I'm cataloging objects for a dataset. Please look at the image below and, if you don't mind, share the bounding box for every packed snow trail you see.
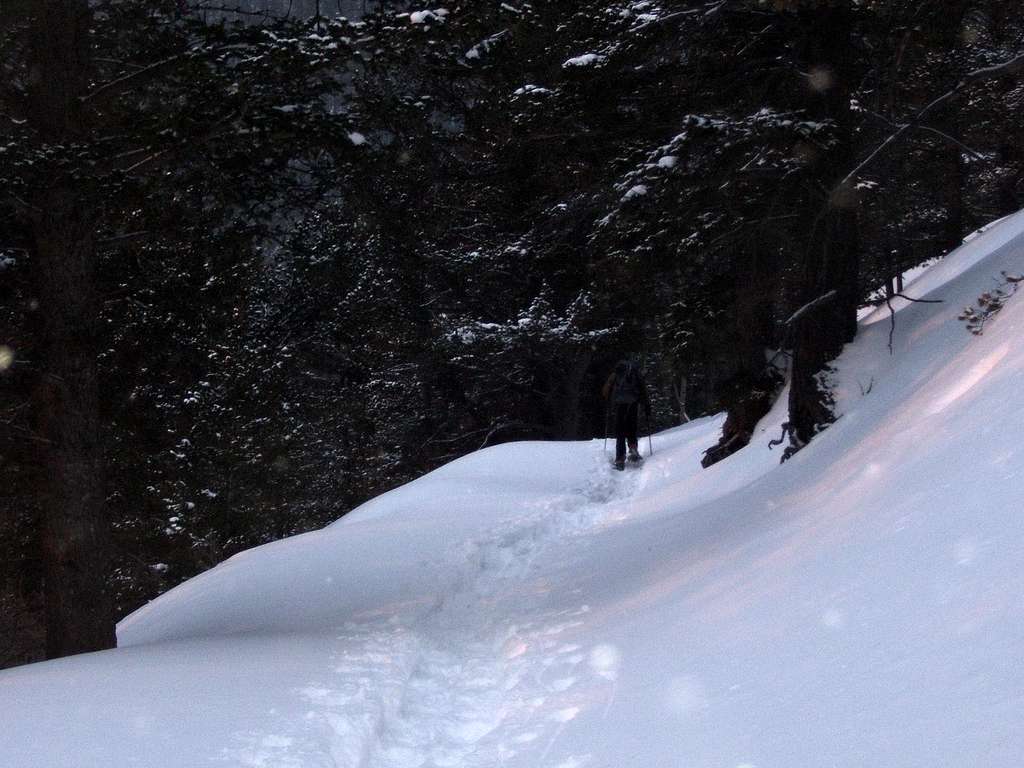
[292,444,655,768]
[319,449,644,768]
[4,210,1024,767]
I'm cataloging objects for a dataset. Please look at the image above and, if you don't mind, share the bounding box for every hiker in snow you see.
[603,360,651,471]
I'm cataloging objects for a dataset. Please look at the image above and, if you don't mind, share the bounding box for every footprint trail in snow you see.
[321,445,641,768]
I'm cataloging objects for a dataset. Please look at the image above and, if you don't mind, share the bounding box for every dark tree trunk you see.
[27,0,116,657]
[787,204,859,447]
[786,4,861,451]
[547,352,591,440]
[32,200,114,658]
[942,140,968,252]
[702,245,780,467]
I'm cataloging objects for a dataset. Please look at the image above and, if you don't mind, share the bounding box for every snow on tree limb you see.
[784,289,837,326]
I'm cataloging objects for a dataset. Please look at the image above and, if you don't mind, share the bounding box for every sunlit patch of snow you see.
[928,343,1009,415]
[551,707,580,723]
[588,644,621,681]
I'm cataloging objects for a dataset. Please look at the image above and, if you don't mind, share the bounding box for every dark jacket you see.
[602,361,651,411]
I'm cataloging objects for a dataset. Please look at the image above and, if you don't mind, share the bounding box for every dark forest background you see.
[2,0,1022,667]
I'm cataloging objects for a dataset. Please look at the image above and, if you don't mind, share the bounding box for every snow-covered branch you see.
[632,1,725,31]
[784,289,837,326]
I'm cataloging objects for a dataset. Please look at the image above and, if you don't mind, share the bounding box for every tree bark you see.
[27,0,116,657]
[703,244,780,467]
[787,3,861,449]
[942,140,968,252]
[548,351,591,440]
[32,199,115,658]
[788,203,859,446]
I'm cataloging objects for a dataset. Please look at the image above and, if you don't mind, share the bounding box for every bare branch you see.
[911,124,985,160]
[784,289,837,326]
[632,2,725,30]
[97,231,150,247]
[865,292,943,307]
[840,52,1024,189]
[962,53,1024,84]
[893,292,943,304]
[192,3,286,18]
[81,54,186,106]
[110,145,152,162]
[883,293,943,354]
[124,148,171,175]
[864,107,985,159]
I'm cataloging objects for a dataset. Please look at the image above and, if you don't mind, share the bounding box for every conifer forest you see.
[2,0,1023,666]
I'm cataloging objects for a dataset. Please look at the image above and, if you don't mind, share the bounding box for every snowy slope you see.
[3,211,1024,767]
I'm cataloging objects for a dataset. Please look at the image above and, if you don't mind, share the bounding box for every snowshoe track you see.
[342,445,640,767]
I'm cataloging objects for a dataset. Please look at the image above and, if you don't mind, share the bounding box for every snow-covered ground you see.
[4,211,1024,767]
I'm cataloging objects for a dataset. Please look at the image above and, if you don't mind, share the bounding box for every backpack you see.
[611,362,641,404]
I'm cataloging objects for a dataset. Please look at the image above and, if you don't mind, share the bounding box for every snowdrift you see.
[3,211,1024,767]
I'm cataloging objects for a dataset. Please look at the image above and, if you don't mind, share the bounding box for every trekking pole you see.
[603,401,610,453]
[646,409,654,457]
